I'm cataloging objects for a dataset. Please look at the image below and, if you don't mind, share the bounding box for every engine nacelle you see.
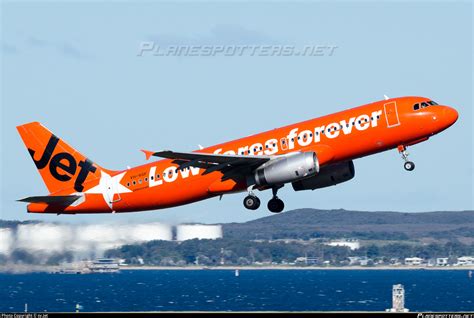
[254,152,319,186]
[292,160,355,191]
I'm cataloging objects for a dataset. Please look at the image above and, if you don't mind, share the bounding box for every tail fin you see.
[17,122,110,194]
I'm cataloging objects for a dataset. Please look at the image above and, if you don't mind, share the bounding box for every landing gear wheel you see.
[404,161,415,171]
[268,197,285,213]
[243,195,260,210]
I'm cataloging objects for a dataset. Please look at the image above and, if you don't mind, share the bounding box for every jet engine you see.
[254,152,319,186]
[292,160,355,191]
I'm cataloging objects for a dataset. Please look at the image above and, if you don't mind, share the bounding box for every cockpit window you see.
[413,100,437,111]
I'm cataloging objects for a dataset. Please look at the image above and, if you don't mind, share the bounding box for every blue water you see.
[0,270,473,312]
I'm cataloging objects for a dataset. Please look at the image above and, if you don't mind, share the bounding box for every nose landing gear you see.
[398,145,415,171]
[404,161,415,171]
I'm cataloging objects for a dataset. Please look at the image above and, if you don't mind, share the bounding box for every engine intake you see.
[292,160,355,191]
[255,152,319,186]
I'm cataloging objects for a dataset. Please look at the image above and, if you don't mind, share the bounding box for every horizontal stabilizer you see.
[17,195,82,205]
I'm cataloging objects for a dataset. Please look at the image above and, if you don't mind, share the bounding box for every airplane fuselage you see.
[20,96,458,214]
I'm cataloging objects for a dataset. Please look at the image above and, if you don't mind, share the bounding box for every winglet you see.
[141,149,155,160]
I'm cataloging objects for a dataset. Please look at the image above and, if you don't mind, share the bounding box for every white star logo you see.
[85,170,131,211]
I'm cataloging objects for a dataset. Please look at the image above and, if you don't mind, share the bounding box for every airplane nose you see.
[443,106,459,126]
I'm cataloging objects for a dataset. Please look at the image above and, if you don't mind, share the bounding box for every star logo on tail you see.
[86,171,131,210]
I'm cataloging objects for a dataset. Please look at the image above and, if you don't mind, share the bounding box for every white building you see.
[404,257,423,266]
[455,256,474,266]
[348,256,369,266]
[436,258,449,266]
[176,224,223,241]
[324,240,360,250]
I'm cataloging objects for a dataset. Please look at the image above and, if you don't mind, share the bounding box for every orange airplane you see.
[17,96,458,214]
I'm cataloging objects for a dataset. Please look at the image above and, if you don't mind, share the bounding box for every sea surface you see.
[1,269,473,312]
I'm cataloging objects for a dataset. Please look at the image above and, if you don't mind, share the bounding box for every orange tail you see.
[17,122,112,194]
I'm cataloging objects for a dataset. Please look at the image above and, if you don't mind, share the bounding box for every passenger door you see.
[384,101,400,128]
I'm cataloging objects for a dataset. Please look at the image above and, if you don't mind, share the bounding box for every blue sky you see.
[1,1,472,224]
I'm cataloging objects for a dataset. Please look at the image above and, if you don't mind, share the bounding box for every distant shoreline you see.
[1,265,474,274]
[123,265,474,271]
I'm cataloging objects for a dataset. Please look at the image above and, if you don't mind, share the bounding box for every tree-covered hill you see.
[222,209,474,241]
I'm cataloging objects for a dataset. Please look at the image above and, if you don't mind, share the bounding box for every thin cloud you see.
[26,35,89,60]
[60,43,87,59]
[2,43,19,55]
[27,36,50,48]
[149,24,282,46]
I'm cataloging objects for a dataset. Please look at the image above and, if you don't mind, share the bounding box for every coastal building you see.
[436,258,449,266]
[404,257,423,266]
[347,256,369,266]
[455,256,474,266]
[295,256,320,265]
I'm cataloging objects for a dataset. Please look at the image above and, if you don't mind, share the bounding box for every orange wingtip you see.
[141,149,155,160]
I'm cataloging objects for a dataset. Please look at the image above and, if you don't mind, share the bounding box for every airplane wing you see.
[143,145,335,181]
[144,150,272,180]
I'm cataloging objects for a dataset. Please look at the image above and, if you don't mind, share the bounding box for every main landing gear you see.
[243,185,285,213]
[267,186,284,213]
[243,194,260,210]
[398,145,415,171]
[243,185,261,210]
